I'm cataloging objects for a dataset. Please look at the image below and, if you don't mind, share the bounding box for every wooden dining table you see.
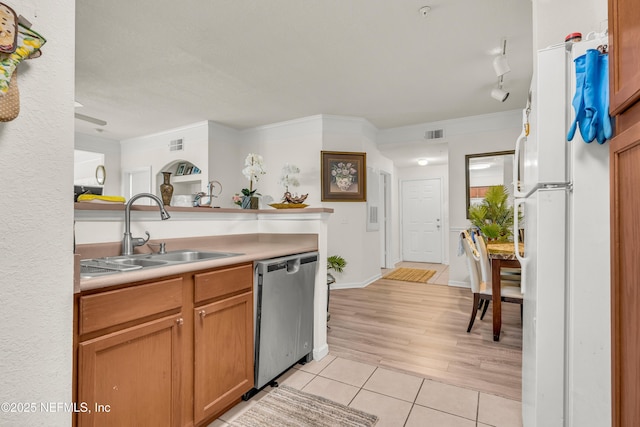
[487,242,523,342]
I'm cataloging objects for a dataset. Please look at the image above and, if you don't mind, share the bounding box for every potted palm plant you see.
[468,185,516,242]
[327,255,347,284]
[326,255,347,324]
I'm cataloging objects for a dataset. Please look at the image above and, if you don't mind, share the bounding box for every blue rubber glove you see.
[568,53,587,141]
[582,49,600,143]
[595,52,613,144]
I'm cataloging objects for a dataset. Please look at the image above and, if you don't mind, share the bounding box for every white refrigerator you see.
[514,39,611,427]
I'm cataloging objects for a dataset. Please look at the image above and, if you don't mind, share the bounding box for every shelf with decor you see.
[173,162,202,179]
[157,161,205,206]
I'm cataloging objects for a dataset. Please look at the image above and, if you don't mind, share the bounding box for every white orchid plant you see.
[278,163,300,192]
[240,153,266,198]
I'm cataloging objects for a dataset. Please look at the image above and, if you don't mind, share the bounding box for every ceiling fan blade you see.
[74,113,107,126]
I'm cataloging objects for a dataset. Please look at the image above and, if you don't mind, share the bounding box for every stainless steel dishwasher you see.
[251,251,318,393]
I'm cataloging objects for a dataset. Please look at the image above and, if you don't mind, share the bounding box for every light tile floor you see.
[210,354,522,427]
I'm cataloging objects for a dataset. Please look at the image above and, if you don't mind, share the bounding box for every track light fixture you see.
[490,38,510,102]
[491,76,509,102]
[492,38,511,77]
[491,86,509,102]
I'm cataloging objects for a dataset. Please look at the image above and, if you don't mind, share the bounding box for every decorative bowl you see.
[269,203,308,209]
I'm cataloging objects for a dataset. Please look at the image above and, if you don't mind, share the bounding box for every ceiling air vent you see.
[169,138,184,152]
[424,128,445,140]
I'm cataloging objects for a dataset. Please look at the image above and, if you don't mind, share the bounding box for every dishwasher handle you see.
[287,258,300,274]
[262,252,318,274]
[266,258,300,274]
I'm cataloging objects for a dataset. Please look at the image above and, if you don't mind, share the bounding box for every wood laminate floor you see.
[327,262,523,401]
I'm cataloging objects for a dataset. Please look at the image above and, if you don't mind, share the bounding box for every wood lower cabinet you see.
[193,264,254,424]
[78,314,183,427]
[194,291,253,423]
[75,262,254,427]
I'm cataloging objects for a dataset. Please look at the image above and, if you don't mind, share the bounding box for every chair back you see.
[474,232,493,284]
[460,231,482,293]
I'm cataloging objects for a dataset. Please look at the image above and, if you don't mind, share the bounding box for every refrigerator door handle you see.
[514,197,527,294]
[519,182,572,199]
[513,110,528,198]
[514,133,527,198]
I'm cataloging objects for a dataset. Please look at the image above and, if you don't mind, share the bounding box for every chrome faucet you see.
[122,193,171,256]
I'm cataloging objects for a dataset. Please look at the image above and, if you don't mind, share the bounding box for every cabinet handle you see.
[176,318,184,326]
[199,310,206,319]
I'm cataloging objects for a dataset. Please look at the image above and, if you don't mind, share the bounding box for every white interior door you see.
[122,167,152,204]
[401,179,442,263]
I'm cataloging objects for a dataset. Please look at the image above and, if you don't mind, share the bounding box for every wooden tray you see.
[269,203,308,209]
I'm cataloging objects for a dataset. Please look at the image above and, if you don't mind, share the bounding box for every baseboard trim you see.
[448,280,470,288]
[330,273,381,290]
[313,343,329,361]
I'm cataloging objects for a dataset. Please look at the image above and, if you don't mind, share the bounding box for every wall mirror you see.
[74,149,105,186]
[465,150,515,219]
[95,165,106,185]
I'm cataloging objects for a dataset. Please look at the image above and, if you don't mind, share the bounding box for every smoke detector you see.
[419,6,431,17]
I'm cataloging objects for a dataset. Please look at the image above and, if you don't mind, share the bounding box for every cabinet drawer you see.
[80,277,183,335]
[194,263,253,304]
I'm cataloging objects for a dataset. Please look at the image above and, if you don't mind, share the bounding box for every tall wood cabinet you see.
[74,263,254,427]
[608,0,640,425]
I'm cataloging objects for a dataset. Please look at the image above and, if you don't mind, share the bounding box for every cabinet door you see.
[78,314,183,427]
[194,291,253,423]
[609,0,640,115]
[610,120,640,427]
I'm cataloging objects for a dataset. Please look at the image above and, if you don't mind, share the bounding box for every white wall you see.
[0,1,74,425]
[120,121,211,199]
[241,115,393,289]
[321,116,392,288]
[208,121,243,207]
[241,115,323,208]
[533,0,608,51]
[75,132,122,195]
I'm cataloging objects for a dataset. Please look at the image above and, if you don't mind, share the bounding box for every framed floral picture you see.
[321,151,367,202]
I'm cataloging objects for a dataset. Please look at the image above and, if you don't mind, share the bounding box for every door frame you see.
[122,166,152,204]
[380,171,393,269]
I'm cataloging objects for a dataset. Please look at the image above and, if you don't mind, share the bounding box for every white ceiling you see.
[75,0,533,165]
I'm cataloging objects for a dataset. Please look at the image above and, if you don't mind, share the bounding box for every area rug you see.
[382,267,436,283]
[229,385,378,427]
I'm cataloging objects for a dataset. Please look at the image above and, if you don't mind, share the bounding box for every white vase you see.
[335,175,353,191]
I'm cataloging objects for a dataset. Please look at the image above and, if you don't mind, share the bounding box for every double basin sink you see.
[80,250,243,278]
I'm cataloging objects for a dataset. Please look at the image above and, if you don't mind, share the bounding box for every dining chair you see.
[472,230,522,319]
[473,230,522,283]
[460,231,523,333]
